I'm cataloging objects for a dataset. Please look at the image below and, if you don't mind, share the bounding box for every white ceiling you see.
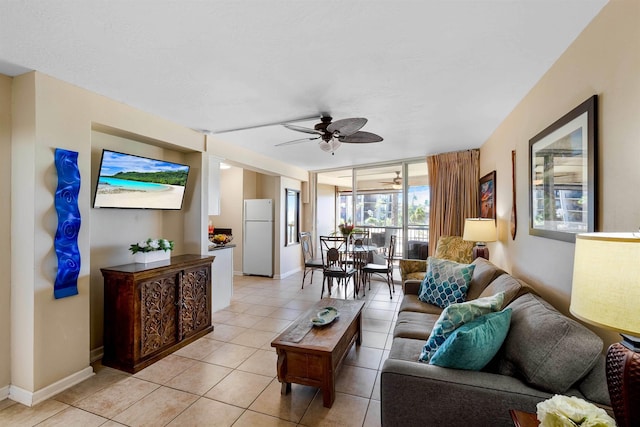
[0,1,606,172]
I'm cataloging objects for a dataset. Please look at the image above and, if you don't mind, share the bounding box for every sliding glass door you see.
[329,160,428,259]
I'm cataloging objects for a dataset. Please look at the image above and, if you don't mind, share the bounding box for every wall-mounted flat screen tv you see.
[93,149,190,210]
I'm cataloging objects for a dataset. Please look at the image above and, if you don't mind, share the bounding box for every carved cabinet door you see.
[179,265,211,340]
[140,273,179,358]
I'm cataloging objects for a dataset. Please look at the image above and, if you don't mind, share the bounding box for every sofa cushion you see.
[429,308,512,371]
[576,355,611,406]
[466,257,506,300]
[418,257,475,308]
[399,294,445,315]
[394,311,441,340]
[498,293,603,394]
[418,291,505,362]
[388,337,425,362]
[477,274,531,308]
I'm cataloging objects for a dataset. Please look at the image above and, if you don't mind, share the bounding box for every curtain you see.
[427,149,479,256]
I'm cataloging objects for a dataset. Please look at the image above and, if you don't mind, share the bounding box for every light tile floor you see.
[0,271,402,427]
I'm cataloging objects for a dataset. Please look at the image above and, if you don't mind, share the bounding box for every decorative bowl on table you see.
[212,234,233,246]
[311,307,340,326]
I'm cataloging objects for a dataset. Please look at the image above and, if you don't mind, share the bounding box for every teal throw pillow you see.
[419,291,505,362]
[430,308,513,371]
[418,257,476,309]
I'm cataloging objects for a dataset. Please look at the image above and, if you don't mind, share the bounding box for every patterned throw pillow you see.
[430,309,512,371]
[418,291,505,362]
[418,257,475,308]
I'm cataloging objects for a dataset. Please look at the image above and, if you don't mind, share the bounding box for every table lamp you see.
[570,233,640,427]
[462,218,497,260]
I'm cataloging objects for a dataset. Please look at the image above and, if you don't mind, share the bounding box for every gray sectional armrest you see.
[380,359,553,427]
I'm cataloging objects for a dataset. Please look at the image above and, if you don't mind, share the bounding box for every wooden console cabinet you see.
[101,254,215,373]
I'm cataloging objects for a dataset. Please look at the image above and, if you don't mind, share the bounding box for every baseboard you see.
[9,366,94,407]
[0,385,8,401]
[274,267,301,280]
[90,346,104,363]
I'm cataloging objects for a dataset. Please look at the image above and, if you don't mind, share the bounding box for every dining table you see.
[346,242,379,297]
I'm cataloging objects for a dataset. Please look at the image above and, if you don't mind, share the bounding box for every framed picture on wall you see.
[479,171,496,219]
[529,95,597,243]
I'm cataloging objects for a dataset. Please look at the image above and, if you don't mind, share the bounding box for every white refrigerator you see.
[243,199,273,277]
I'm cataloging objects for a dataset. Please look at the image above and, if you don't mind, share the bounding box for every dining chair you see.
[362,234,397,299]
[349,228,370,243]
[319,235,357,299]
[299,231,323,289]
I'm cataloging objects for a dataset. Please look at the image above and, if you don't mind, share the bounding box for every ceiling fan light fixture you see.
[319,139,341,155]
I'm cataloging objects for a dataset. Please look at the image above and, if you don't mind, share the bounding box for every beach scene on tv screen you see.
[94,151,189,209]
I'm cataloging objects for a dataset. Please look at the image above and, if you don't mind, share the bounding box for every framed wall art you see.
[529,95,597,242]
[479,171,496,219]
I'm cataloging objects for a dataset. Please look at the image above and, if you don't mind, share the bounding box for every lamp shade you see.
[463,218,497,243]
[570,233,640,336]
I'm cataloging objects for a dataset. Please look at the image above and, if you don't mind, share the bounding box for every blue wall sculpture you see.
[54,148,81,299]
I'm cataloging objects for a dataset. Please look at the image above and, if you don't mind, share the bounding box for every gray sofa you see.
[381,257,611,427]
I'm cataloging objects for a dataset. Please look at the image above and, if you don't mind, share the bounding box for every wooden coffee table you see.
[271,298,365,408]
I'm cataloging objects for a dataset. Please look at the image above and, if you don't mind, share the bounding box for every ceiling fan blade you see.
[275,136,320,147]
[283,123,323,135]
[327,118,367,136]
[338,131,383,143]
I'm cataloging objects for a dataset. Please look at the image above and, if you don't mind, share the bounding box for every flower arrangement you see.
[338,223,354,236]
[536,395,616,427]
[212,233,233,245]
[129,238,174,254]
[338,223,367,238]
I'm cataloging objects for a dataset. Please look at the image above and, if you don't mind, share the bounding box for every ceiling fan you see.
[381,171,402,187]
[275,116,383,154]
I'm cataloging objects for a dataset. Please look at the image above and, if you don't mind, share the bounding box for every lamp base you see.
[606,335,640,427]
[473,245,489,260]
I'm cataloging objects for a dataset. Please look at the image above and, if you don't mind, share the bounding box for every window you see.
[324,160,429,258]
[338,193,353,225]
[285,189,300,246]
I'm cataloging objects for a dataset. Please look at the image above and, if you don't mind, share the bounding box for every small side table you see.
[509,410,539,427]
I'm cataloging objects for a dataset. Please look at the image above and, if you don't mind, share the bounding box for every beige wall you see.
[210,166,245,274]
[11,72,38,394]
[0,75,12,392]
[9,71,205,402]
[481,0,639,346]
